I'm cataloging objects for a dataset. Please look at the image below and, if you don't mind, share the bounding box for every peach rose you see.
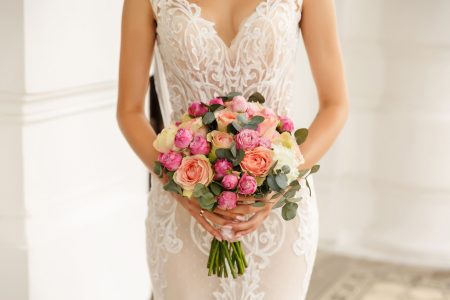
[207,130,234,148]
[256,114,279,139]
[178,117,208,137]
[240,146,274,177]
[173,155,214,198]
[215,108,237,132]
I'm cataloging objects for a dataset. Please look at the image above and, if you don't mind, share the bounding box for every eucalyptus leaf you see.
[163,179,182,195]
[215,148,227,159]
[243,124,258,131]
[202,111,216,125]
[267,175,281,192]
[297,169,309,178]
[281,165,291,174]
[310,164,320,174]
[287,197,301,203]
[289,180,300,188]
[227,123,239,134]
[281,202,298,221]
[227,92,242,99]
[237,114,249,124]
[230,143,237,158]
[248,92,265,103]
[248,116,265,125]
[233,149,245,166]
[284,188,298,198]
[275,173,288,189]
[253,193,265,199]
[210,182,223,196]
[294,128,308,145]
[153,161,162,176]
[209,104,223,112]
[272,197,286,209]
[231,121,243,132]
[252,201,265,207]
[271,192,283,200]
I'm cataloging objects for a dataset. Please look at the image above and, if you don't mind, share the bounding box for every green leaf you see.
[281,202,298,221]
[226,92,242,99]
[275,174,288,189]
[284,188,298,199]
[243,124,258,131]
[237,114,249,124]
[281,165,291,174]
[202,111,216,125]
[231,121,243,132]
[272,197,286,209]
[297,169,309,178]
[248,92,265,103]
[267,175,281,192]
[153,161,163,176]
[286,197,301,203]
[224,149,234,161]
[227,123,239,135]
[310,164,320,174]
[271,192,283,200]
[248,116,265,125]
[294,128,308,145]
[289,180,300,188]
[253,193,265,199]
[230,142,237,158]
[252,201,265,207]
[215,148,227,159]
[233,149,245,166]
[210,182,223,196]
[209,104,223,112]
[163,179,182,195]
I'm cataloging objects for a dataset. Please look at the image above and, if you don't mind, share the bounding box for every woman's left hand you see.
[214,192,281,239]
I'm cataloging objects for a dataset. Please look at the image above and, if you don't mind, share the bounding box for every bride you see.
[116,0,348,299]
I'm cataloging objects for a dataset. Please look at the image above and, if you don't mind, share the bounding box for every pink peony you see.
[174,128,193,149]
[259,136,272,148]
[158,151,183,172]
[237,173,257,195]
[231,95,248,113]
[217,191,238,210]
[278,116,294,132]
[235,129,260,151]
[188,101,209,117]
[214,158,233,180]
[222,174,239,190]
[209,97,224,105]
[189,135,210,155]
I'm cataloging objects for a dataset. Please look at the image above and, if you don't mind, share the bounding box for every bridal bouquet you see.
[152,92,319,278]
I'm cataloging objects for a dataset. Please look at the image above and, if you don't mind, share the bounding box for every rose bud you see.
[222,174,239,190]
[158,151,183,172]
[217,191,238,210]
[174,128,193,149]
[188,101,209,117]
[189,135,210,155]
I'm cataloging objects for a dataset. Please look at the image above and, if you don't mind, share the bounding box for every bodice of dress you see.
[149,0,303,122]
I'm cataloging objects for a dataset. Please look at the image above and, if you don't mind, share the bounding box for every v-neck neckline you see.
[183,0,267,50]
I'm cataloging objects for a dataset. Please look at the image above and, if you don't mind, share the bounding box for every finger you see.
[195,215,223,241]
[224,203,267,215]
[213,208,246,220]
[203,210,236,226]
[227,212,261,232]
[235,226,258,238]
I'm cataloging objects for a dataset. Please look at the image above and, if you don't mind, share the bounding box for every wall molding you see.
[0,81,118,124]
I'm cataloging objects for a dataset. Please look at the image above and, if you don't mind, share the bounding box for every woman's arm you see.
[299,0,349,169]
[215,0,349,237]
[116,0,158,174]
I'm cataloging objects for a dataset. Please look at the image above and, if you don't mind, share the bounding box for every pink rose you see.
[189,135,210,155]
[214,158,233,180]
[173,155,214,198]
[278,116,294,132]
[246,102,264,117]
[188,101,209,117]
[174,128,193,149]
[238,173,257,195]
[209,97,224,105]
[214,108,237,132]
[259,136,272,148]
[235,129,260,151]
[231,95,248,113]
[222,174,239,190]
[240,147,274,177]
[158,151,183,172]
[217,191,238,210]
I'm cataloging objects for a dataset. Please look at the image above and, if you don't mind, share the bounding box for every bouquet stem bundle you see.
[207,238,247,278]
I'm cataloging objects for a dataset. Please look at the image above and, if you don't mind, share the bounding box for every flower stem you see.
[222,241,237,279]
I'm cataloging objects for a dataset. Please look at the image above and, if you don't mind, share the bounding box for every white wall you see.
[0,1,151,299]
[293,0,450,268]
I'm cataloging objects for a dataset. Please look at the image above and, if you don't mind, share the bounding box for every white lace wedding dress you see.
[145,0,319,299]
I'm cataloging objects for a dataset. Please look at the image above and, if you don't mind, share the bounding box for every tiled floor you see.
[307,252,450,300]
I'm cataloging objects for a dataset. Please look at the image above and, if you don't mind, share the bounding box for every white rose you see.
[272,144,302,183]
